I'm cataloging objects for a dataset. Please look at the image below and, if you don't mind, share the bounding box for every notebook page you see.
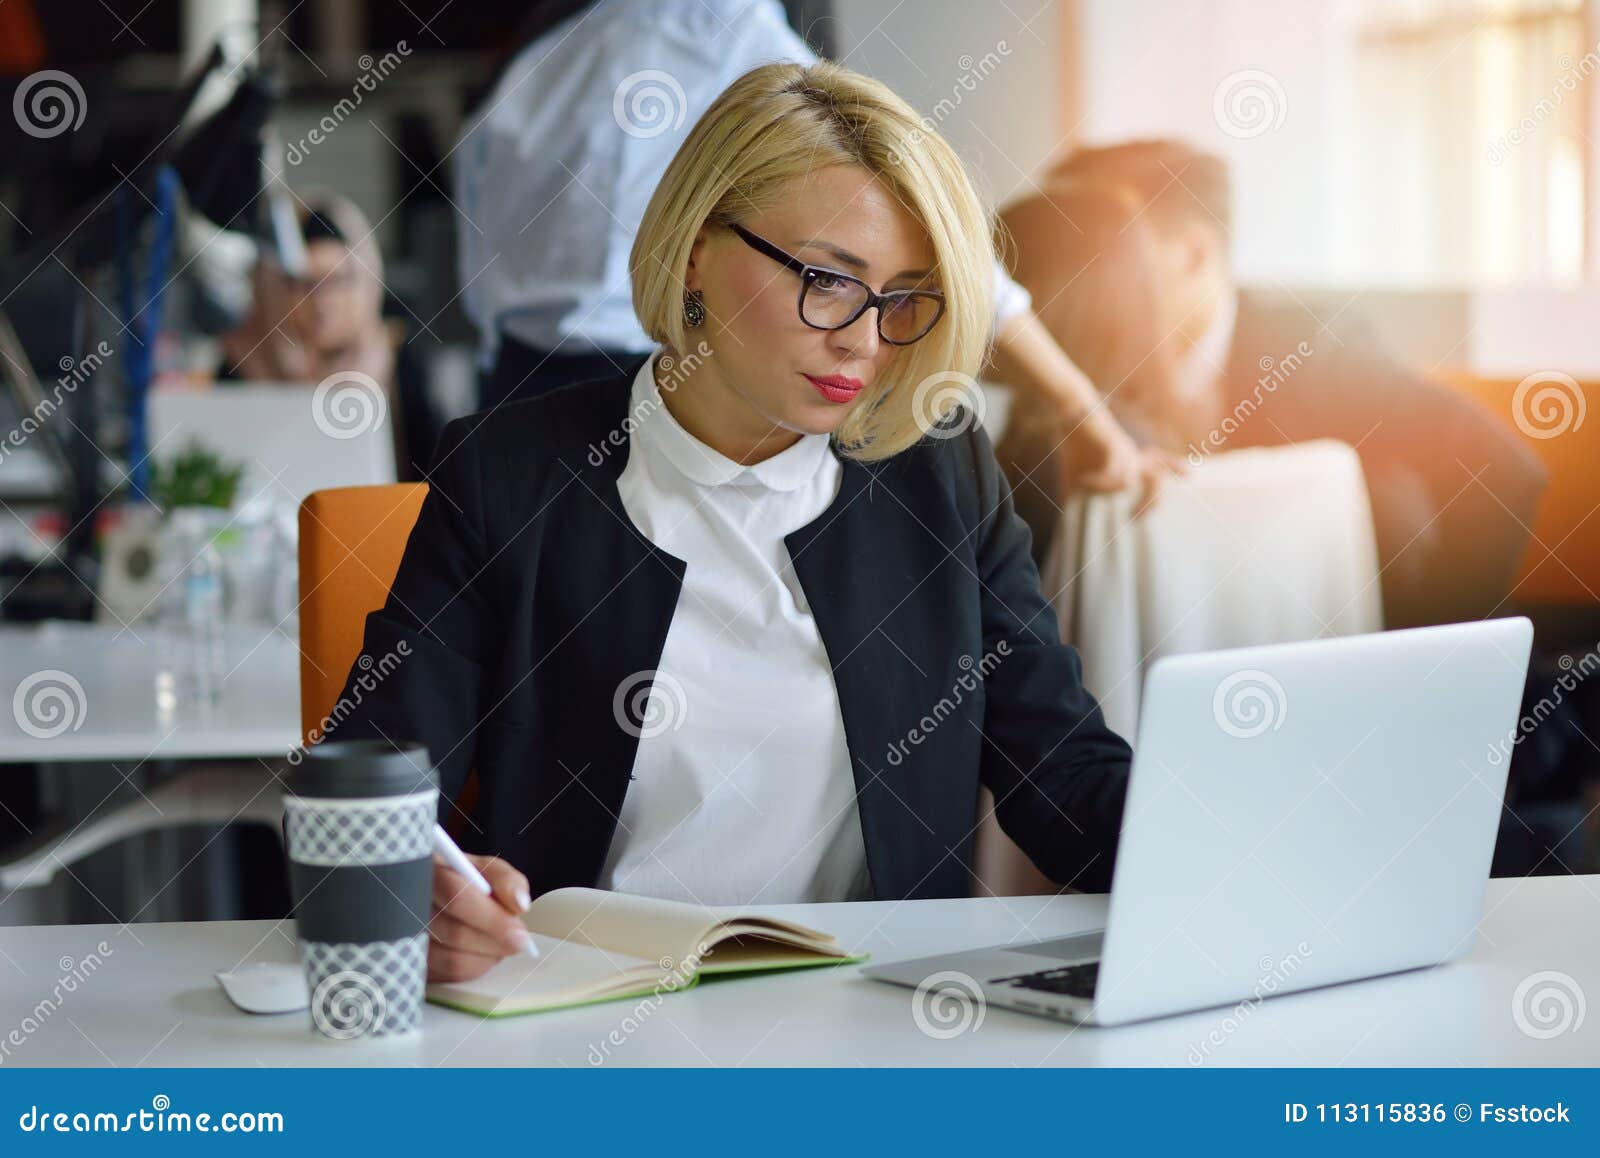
[525,888,722,966]
[426,932,655,1011]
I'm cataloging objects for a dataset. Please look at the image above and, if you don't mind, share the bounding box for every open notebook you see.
[425,887,869,1018]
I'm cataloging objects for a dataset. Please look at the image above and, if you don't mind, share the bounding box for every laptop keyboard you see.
[991,961,1100,999]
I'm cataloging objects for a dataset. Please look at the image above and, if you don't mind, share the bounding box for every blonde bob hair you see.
[629,60,998,461]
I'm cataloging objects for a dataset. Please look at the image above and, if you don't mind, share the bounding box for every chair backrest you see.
[297,484,428,744]
[1435,370,1598,605]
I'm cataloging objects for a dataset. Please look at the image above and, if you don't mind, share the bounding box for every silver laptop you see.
[864,618,1533,1027]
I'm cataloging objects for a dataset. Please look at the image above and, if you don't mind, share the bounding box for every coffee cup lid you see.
[288,739,438,799]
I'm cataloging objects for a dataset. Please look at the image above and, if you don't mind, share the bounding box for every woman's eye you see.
[811,273,848,293]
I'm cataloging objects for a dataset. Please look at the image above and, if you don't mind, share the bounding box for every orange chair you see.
[1436,370,1600,607]
[297,484,479,839]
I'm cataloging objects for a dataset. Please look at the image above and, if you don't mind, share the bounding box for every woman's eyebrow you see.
[796,238,932,280]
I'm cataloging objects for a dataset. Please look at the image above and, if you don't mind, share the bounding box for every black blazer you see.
[321,367,1133,900]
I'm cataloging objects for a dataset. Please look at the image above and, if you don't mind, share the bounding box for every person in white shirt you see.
[453,0,1175,506]
[327,58,1136,983]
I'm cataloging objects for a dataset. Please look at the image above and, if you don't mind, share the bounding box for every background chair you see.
[1437,371,1600,613]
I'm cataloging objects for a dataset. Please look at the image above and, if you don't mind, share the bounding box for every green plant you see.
[149,438,246,511]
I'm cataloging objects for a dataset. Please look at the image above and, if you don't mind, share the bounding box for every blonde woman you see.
[324,61,1133,984]
[457,0,1171,504]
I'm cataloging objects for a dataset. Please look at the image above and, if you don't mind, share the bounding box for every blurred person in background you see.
[453,0,1176,507]
[217,192,394,390]
[216,191,418,476]
[997,140,1548,630]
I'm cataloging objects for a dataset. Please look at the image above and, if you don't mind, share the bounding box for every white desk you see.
[1,876,1596,1067]
[0,621,301,896]
[0,621,300,763]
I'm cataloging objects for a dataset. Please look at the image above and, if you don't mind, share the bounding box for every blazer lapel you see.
[534,379,688,883]
[786,454,935,900]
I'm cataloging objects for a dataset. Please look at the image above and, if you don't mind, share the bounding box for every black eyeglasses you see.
[727,222,945,346]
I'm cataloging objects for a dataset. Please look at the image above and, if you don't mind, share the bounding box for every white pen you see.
[432,823,540,959]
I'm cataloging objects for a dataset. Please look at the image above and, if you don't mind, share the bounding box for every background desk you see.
[0,621,299,763]
[0,876,1595,1066]
[0,621,300,922]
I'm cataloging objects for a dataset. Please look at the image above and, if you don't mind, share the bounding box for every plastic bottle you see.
[156,509,228,709]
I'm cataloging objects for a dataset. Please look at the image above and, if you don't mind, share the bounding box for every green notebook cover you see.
[426,949,871,1019]
[423,887,870,1019]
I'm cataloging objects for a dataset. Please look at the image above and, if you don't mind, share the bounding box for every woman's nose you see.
[830,307,881,360]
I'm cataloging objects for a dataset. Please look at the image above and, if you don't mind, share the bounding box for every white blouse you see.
[597,351,871,906]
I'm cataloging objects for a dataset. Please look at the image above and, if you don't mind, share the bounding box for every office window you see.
[1338,0,1591,284]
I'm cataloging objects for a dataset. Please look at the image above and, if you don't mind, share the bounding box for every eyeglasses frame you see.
[725,221,946,346]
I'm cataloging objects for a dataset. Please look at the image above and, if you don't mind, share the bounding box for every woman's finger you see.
[426,937,502,984]
[429,906,523,959]
[431,852,489,910]
[469,852,532,915]
[431,856,530,952]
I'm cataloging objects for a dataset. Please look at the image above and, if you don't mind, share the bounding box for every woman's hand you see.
[426,851,535,983]
[1061,410,1186,516]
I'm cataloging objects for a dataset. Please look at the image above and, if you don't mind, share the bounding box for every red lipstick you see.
[803,373,865,404]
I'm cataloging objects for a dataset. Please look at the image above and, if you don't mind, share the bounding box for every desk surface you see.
[0,621,299,763]
[1,875,1596,1066]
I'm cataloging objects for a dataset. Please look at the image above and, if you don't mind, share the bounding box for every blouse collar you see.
[628,349,836,492]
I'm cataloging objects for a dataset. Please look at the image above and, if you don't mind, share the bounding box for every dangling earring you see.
[683,290,706,328]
